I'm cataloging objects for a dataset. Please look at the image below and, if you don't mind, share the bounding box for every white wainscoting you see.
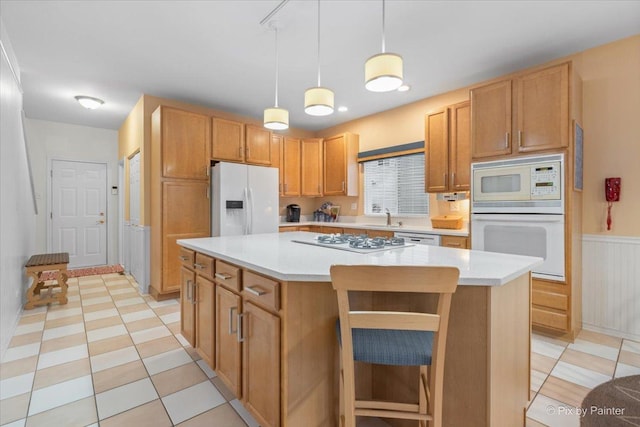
[126,224,150,294]
[582,234,640,341]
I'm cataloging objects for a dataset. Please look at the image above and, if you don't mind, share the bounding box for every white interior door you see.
[51,159,107,268]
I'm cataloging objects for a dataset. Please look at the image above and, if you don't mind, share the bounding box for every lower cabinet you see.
[195,276,215,368]
[180,266,196,346]
[215,285,242,397]
[532,278,570,333]
[441,235,469,249]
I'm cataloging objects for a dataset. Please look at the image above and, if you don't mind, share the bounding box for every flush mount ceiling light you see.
[397,84,411,92]
[264,24,289,130]
[304,0,334,116]
[74,95,104,109]
[365,0,403,92]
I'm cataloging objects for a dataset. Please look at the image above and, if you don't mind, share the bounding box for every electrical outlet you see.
[450,202,459,212]
[351,203,357,210]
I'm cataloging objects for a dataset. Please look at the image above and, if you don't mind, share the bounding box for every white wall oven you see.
[471,154,565,281]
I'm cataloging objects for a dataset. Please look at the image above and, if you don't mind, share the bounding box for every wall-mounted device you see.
[605,177,621,231]
[436,192,468,202]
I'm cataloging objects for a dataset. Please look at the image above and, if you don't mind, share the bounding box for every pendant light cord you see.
[317,0,321,87]
[381,0,386,53]
[274,27,279,108]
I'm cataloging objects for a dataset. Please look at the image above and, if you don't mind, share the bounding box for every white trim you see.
[581,323,640,343]
[582,234,640,245]
[118,158,125,266]
[0,39,23,93]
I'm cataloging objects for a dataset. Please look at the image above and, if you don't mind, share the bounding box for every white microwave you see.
[471,154,564,214]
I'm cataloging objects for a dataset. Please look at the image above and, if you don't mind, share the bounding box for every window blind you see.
[363,153,429,216]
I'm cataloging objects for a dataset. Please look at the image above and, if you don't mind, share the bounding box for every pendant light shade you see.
[304,87,334,116]
[365,0,403,92]
[264,24,289,130]
[264,107,289,130]
[304,0,334,116]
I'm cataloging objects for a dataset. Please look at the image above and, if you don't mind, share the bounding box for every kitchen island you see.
[178,232,541,427]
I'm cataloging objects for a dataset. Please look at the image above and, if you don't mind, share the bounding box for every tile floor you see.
[1,272,638,427]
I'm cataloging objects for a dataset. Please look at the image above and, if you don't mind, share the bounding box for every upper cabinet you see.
[323,132,359,196]
[471,62,569,159]
[281,137,301,197]
[157,106,210,180]
[300,138,323,197]
[211,117,245,163]
[270,134,283,195]
[425,101,470,193]
[245,124,272,166]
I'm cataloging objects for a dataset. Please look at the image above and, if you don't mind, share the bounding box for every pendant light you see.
[365,0,403,92]
[264,24,289,130]
[304,0,334,116]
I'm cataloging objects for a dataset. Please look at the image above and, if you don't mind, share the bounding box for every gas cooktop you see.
[292,234,413,254]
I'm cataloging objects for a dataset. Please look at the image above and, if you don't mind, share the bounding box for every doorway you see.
[49,159,108,268]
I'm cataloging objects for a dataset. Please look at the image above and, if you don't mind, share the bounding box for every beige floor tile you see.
[88,334,134,356]
[559,348,616,376]
[111,291,141,301]
[107,283,135,290]
[0,355,38,380]
[538,375,591,408]
[151,362,208,397]
[8,331,42,348]
[99,399,172,427]
[185,346,202,361]
[81,290,111,300]
[525,417,548,427]
[211,377,236,402]
[126,316,164,333]
[136,336,182,359]
[33,358,91,390]
[78,280,105,289]
[576,329,622,348]
[0,392,30,425]
[531,352,557,374]
[93,360,149,394]
[45,314,85,329]
[153,304,180,317]
[39,332,86,354]
[25,395,97,427]
[18,313,46,325]
[117,303,150,315]
[619,349,640,368]
[82,301,116,313]
[177,403,247,427]
[85,315,123,331]
[47,300,82,311]
[167,322,181,335]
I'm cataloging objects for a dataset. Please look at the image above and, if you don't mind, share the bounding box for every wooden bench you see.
[25,253,69,309]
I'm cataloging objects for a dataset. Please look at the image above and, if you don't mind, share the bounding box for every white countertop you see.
[278,221,470,237]
[178,232,541,286]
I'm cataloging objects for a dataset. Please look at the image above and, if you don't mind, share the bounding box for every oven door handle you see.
[472,214,564,223]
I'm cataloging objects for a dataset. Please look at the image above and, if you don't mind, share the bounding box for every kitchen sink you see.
[363,223,402,228]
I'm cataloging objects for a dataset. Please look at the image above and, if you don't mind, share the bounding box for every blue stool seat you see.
[337,320,434,366]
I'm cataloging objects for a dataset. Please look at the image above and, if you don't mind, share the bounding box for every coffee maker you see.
[286,204,301,222]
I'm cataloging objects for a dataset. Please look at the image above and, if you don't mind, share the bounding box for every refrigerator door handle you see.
[248,187,254,234]
[243,187,249,235]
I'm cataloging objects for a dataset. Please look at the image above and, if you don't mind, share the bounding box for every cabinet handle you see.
[206,166,209,177]
[341,181,345,191]
[318,185,321,194]
[206,186,209,199]
[191,281,197,305]
[179,256,189,261]
[186,279,192,302]
[229,306,237,335]
[239,146,243,158]
[284,183,288,192]
[245,286,266,297]
[448,243,462,247]
[505,132,510,149]
[518,130,523,147]
[451,172,455,187]
[237,313,245,342]
[193,263,205,270]
[279,183,282,193]
[215,272,232,280]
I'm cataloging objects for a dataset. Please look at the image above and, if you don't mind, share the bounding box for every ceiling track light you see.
[305,0,334,116]
[75,95,104,109]
[264,24,289,130]
[365,0,403,92]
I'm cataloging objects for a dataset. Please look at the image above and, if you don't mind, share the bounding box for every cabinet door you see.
[516,63,569,152]
[449,101,471,191]
[216,285,242,398]
[323,134,347,195]
[301,138,323,197]
[441,235,468,249]
[367,229,394,239]
[425,108,449,193]
[180,267,196,347]
[245,125,272,165]
[282,137,301,197]
[242,301,280,427]
[212,117,245,162]
[271,134,283,195]
[162,181,211,292]
[160,107,210,180]
[471,79,512,159]
[196,276,215,369]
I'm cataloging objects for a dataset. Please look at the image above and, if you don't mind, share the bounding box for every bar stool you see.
[330,265,459,427]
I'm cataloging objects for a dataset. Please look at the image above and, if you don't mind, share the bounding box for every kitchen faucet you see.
[385,209,391,226]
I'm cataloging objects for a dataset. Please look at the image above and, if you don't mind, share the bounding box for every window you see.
[363,153,429,216]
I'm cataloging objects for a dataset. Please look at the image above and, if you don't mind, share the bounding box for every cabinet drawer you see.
[441,235,468,249]
[214,260,241,292]
[194,253,215,280]
[532,289,568,311]
[178,248,195,268]
[532,307,568,331]
[242,270,280,312]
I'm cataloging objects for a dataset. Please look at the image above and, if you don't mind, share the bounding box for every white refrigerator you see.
[211,162,279,236]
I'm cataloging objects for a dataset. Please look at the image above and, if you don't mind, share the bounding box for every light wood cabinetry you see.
[245,124,272,166]
[271,134,284,195]
[216,284,242,397]
[195,275,215,368]
[211,117,245,162]
[282,137,301,197]
[471,63,569,159]
[180,266,196,346]
[532,278,570,332]
[323,132,359,196]
[366,229,395,239]
[300,138,323,197]
[151,106,211,299]
[441,235,469,249]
